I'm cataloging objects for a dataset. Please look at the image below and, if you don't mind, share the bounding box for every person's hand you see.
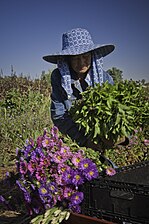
[101,137,114,149]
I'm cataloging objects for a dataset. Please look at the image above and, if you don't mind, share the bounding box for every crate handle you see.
[110,189,134,200]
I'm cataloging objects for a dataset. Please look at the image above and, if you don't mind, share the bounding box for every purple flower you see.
[20,161,28,174]
[35,168,46,181]
[42,137,53,148]
[59,146,72,158]
[29,138,34,147]
[39,157,50,168]
[31,184,36,190]
[53,152,67,163]
[70,192,84,205]
[24,190,31,203]
[78,158,93,171]
[37,136,44,147]
[72,171,84,186]
[23,144,33,157]
[35,147,45,157]
[144,139,149,146]
[51,126,59,140]
[72,152,84,167]
[57,192,64,202]
[63,186,74,199]
[48,182,58,193]
[15,127,106,215]
[16,148,19,156]
[43,194,53,207]
[51,126,58,134]
[57,164,70,174]
[0,195,6,203]
[16,180,31,203]
[28,159,38,174]
[52,173,63,185]
[6,171,10,178]
[39,185,49,197]
[106,167,116,176]
[84,166,99,181]
[16,180,27,192]
[62,170,74,185]
[68,203,81,213]
[57,139,63,148]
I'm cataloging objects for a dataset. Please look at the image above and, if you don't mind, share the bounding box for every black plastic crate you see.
[81,160,149,224]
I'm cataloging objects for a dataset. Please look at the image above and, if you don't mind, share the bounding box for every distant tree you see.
[0,69,3,77]
[141,79,146,85]
[11,65,16,76]
[107,67,123,83]
[40,70,52,83]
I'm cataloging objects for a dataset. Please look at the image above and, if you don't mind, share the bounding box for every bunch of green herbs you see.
[70,80,149,144]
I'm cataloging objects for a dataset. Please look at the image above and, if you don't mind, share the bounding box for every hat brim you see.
[43,44,115,64]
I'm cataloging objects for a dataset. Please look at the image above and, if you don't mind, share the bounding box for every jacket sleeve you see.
[50,69,88,146]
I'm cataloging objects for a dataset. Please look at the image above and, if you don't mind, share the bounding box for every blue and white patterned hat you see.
[43,28,115,64]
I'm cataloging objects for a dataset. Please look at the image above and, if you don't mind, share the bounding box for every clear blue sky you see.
[0,0,149,81]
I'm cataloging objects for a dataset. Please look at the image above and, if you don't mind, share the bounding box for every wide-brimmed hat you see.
[43,28,115,64]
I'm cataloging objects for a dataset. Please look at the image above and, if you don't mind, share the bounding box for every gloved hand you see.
[85,137,114,152]
[85,139,104,153]
[101,137,114,149]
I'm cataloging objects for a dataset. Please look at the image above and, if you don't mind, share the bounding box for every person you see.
[42,28,120,155]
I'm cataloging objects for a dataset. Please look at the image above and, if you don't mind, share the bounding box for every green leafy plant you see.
[70,80,149,145]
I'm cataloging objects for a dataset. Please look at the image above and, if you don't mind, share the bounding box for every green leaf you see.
[65,211,71,220]
[121,126,127,136]
[85,124,90,135]
[107,99,111,108]
[105,110,112,116]
[30,214,43,224]
[93,122,100,138]
[115,113,121,125]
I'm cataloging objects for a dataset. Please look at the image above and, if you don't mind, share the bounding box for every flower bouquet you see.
[16,126,116,224]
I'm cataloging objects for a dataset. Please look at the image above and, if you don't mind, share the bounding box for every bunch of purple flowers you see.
[16,126,99,215]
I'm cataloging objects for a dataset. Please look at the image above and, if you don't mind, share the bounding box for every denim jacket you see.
[50,68,114,146]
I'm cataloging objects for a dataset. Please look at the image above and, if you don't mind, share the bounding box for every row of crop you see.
[0,74,52,166]
[0,73,51,100]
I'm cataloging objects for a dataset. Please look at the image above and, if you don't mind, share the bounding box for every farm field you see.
[0,74,149,224]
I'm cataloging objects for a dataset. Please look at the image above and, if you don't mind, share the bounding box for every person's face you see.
[69,52,91,75]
